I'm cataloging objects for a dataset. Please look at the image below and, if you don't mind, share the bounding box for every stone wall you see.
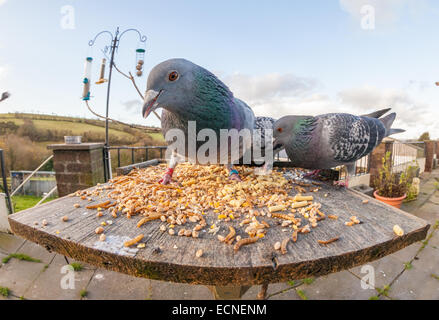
[48,143,105,197]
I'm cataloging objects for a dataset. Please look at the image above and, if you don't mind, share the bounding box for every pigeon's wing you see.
[234,98,255,131]
[361,108,391,118]
[254,116,275,146]
[322,114,386,163]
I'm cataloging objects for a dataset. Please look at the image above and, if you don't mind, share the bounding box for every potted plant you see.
[373,151,410,208]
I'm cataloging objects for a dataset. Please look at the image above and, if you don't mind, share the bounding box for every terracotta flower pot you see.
[373,191,407,209]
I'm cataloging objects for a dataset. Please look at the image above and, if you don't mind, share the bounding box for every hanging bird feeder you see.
[135,48,145,77]
[82,57,93,100]
[96,58,108,85]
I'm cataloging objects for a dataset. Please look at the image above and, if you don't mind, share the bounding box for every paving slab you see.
[427,230,439,248]
[412,201,439,225]
[349,255,405,290]
[85,269,151,300]
[14,240,56,265]
[429,191,439,205]
[388,265,439,300]
[390,241,423,263]
[282,271,374,300]
[242,282,292,300]
[267,287,302,300]
[0,256,45,297]
[149,280,214,300]
[413,245,439,276]
[0,232,26,254]
[23,254,94,300]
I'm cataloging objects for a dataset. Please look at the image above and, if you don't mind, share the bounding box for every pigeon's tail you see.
[362,108,392,119]
[379,112,405,137]
[388,128,405,136]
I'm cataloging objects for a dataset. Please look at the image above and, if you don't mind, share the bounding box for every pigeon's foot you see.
[303,169,321,178]
[158,168,174,185]
[333,180,349,188]
[229,173,242,182]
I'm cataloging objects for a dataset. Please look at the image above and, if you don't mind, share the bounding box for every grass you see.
[12,195,56,212]
[0,286,10,297]
[2,253,41,264]
[369,295,380,300]
[377,285,391,297]
[302,278,315,285]
[287,280,295,286]
[70,262,83,271]
[431,274,439,281]
[79,289,88,298]
[404,262,413,270]
[296,289,308,300]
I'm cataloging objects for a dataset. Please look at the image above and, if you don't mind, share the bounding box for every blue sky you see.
[0,0,438,138]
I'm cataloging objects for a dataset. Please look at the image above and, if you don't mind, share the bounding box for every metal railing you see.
[391,140,422,173]
[0,149,13,214]
[106,146,167,169]
[10,155,54,197]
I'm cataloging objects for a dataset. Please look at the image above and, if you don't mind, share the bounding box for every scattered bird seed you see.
[195,249,203,258]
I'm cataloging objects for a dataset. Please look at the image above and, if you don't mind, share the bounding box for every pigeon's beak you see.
[273,138,282,150]
[142,89,163,119]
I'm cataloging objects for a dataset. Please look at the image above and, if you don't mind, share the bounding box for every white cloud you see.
[337,85,439,139]
[222,72,438,139]
[0,0,6,7]
[223,73,319,103]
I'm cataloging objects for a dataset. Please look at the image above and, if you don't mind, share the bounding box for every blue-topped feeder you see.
[82,57,93,100]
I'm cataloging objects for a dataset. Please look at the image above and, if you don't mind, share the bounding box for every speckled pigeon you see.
[273,109,404,186]
[142,58,277,184]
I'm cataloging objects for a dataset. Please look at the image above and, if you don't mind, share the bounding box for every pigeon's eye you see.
[277,127,283,133]
[168,71,179,82]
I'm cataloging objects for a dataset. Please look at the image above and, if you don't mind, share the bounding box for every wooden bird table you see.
[8,165,430,300]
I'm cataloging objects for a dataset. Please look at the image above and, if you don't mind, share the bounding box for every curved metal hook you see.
[88,30,114,47]
[118,28,147,44]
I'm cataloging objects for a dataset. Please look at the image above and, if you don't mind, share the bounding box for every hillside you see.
[0,112,163,142]
[0,112,165,174]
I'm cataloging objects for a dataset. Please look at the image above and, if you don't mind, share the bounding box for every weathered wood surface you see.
[8,170,430,286]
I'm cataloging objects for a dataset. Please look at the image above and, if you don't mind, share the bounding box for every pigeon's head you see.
[142,58,214,119]
[273,116,298,147]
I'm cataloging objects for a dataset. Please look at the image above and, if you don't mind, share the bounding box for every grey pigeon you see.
[142,58,274,183]
[273,108,404,186]
[0,91,10,103]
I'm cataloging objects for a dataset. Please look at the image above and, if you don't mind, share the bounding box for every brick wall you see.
[424,140,436,172]
[48,143,105,197]
[369,140,393,188]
